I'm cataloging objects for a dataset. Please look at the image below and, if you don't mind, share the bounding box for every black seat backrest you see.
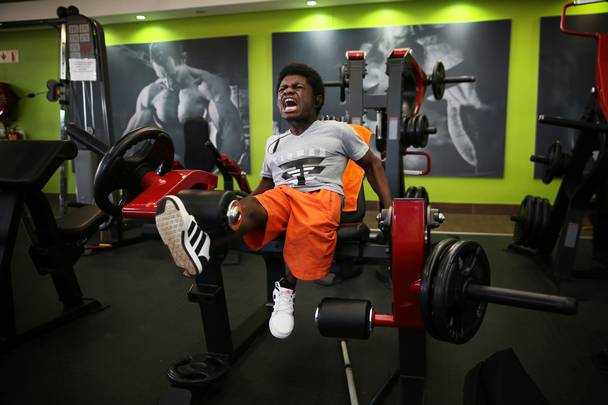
[0,141,77,190]
[0,140,105,249]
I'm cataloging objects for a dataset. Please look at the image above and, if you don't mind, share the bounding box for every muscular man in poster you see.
[125,42,244,166]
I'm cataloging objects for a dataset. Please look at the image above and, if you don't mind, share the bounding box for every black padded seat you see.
[56,205,107,238]
[336,183,370,243]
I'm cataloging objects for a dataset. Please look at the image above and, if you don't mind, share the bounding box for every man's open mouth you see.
[283,97,298,113]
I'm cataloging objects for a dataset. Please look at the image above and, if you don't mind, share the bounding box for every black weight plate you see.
[418,114,430,148]
[167,353,230,388]
[513,195,534,246]
[405,186,418,198]
[412,114,422,148]
[406,115,416,148]
[429,240,490,344]
[420,238,459,338]
[528,196,544,249]
[339,63,348,103]
[94,127,174,216]
[522,196,538,247]
[541,142,557,184]
[523,196,538,248]
[406,185,431,253]
[414,186,429,207]
[536,198,551,246]
[512,196,527,245]
[542,141,569,184]
[432,61,445,100]
[541,198,551,237]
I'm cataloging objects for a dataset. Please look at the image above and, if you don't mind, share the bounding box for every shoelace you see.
[273,281,294,313]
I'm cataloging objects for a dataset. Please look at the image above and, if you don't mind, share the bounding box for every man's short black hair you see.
[276,63,325,113]
[150,42,184,65]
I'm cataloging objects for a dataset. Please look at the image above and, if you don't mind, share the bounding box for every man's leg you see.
[156,194,268,277]
[269,189,341,339]
[156,188,298,339]
[280,267,297,289]
[269,271,296,339]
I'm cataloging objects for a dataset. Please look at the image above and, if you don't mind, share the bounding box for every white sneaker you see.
[155,195,211,277]
[269,282,296,339]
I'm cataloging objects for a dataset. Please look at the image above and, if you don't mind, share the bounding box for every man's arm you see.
[355,150,392,208]
[193,69,243,160]
[252,177,274,195]
[125,85,155,133]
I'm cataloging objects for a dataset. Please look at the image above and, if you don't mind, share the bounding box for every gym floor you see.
[1,217,607,405]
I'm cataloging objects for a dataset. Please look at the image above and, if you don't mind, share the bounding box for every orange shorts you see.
[242,186,342,280]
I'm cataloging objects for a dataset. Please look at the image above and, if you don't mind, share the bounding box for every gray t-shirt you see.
[261,120,369,195]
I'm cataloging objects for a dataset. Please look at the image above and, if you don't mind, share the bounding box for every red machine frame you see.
[561,1,608,118]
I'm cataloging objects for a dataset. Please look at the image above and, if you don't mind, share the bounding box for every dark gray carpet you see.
[1,227,607,405]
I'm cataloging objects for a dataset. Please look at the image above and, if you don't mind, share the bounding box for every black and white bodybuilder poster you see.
[272,21,511,178]
[107,36,250,172]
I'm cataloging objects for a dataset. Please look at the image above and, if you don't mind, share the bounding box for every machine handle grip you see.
[204,140,252,194]
[530,155,550,164]
[465,284,578,315]
[538,114,608,133]
[65,123,109,157]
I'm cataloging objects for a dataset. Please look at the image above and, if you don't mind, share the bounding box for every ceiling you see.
[0,0,400,24]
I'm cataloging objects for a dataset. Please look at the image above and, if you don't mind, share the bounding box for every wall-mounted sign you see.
[0,50,19,64]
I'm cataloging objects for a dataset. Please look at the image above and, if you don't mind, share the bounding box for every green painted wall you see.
[0,28,62,191]
[1,0,606,201]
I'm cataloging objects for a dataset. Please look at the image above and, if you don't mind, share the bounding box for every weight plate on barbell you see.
[524,196,538,248]
[420,238,459,339]
[406,115,416,148]
[512,195,536,247]
[541,141,570,185]
[405,185,418,198]
[432,61,446,101]
[542,198,551,233]
[429,240,490,344]
[536,197,551,248]
[528,196,545,249]
[417,114,430,148]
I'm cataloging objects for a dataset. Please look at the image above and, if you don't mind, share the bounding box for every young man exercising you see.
[155,63,392,339]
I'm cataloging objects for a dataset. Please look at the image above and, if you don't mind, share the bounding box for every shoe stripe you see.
[191,227,202,246]
[192,231,203,253]
[194,232,207,254]
[188,221,196,235]
[156,195,204,276]
[181,230,203,275]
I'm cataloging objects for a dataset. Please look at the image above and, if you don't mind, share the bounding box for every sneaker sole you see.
[156,196,203,276]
